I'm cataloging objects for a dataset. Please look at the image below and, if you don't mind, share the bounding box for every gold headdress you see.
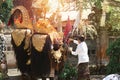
[34,19,56,34]
[11,6,33,30]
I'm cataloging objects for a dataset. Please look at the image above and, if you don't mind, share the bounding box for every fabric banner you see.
[64,16,72,41]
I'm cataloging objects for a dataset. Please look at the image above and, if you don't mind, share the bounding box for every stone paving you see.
[3,69,105,80]
[91,75,105,80]
[4,75,105,80]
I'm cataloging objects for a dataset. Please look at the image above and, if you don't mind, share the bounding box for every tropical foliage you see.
[76,0,103,10]
[107,6,120,36]
[0,0,13,24]
[0,73,3,80]
[106,38,120,74]
[59,63,77,80]
[75,0,120,37]
[75,0,103,39]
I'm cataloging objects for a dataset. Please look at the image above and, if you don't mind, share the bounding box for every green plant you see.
[0,0,13,24]
[106,38,120,74]
[59,63,77,80]
[89,64,107,75]
[0,73,3,80]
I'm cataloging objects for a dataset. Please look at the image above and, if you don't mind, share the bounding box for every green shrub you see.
[89,65,107,75]
[106,38,120,74]
[58,63,77,80]
[0,73,3,80]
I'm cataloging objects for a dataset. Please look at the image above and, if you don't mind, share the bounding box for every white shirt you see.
[71,40,89,64]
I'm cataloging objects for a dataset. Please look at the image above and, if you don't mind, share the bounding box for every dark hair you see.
[77,35,85,42]
[53,43,60,51]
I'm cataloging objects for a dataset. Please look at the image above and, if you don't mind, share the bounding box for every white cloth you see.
[71,41,89,64]
[103,74,120,80]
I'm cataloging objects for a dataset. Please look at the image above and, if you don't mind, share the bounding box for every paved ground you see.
[5,75,105,80]
[91,75,105,80]
[3,68,105,80]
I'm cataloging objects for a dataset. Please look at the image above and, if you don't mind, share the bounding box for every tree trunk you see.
[0,0,3,5]
[78,0,84,36]
[97,0,109,65]
[99,27,108,64]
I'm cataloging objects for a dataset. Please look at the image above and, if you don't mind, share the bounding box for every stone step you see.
[7,68,21,77]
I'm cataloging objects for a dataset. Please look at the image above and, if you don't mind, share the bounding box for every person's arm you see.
[68,38,78,44]
[73,40,79,45]
[71,45,80,56]
[71,51,78,56]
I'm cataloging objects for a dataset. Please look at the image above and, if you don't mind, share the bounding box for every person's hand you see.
[68,38,74,43]
[69,47,73,52]
[68,38,73,41]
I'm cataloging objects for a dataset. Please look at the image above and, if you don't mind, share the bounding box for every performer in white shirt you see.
[69,35,90,80]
